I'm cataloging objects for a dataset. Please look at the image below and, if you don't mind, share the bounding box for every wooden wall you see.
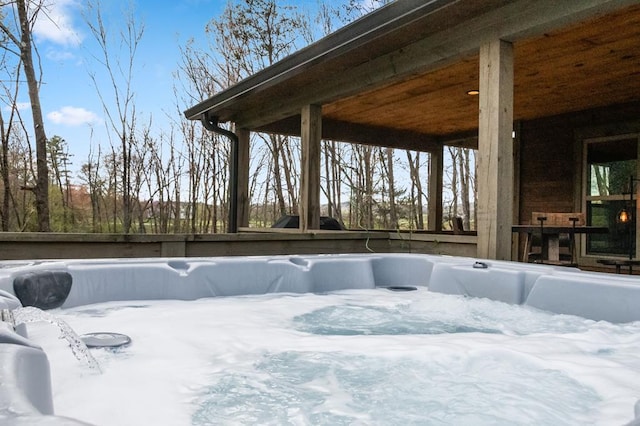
[518,101,640,225]
[519,115,576,219]
[516,101,640,264]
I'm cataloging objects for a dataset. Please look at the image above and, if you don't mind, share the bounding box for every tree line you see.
[0,0,476,233]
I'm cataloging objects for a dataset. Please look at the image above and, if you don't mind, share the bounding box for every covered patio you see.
[185,0,640,268]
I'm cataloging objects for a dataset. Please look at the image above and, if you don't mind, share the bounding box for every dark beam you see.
[257,117,442,152]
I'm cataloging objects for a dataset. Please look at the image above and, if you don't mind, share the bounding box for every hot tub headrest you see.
[13,271,72,310]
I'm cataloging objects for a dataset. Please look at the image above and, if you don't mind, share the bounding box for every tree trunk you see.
[323,141,332,217]
[459,148,471,230]
[269,135,287,215]
[121,132,131,233]
[0,112,10,231]
[406,150,425,229]
[386,147,398,229]
[448,147,459,228]
[280,135,298,214]
[17,0,49,231]
[334,143,343,223]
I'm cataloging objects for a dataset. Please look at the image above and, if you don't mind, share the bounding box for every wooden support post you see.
[428,146,443,231]
[300,104,322,231]
[477,39,514,260]
[235,127,250,228]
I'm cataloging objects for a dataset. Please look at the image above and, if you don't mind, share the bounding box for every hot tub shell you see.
[1,253,639,424]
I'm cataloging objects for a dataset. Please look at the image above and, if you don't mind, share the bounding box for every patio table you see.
[596,258,640,275]
[512,225,608,263]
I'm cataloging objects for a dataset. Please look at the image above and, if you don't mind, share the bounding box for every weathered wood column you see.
[428,146,443,231]
[477,39,514,260]
[235,127,251,228]
[300,104,322,231]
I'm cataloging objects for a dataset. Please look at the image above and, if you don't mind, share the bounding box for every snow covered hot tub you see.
[1,254,640,425]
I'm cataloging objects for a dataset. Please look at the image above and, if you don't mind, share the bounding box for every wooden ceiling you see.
[320,3,640,141]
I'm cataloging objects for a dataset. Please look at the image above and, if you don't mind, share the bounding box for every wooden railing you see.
[0,230,477,260]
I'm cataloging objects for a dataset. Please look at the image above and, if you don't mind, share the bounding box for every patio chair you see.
[524,212,584,266]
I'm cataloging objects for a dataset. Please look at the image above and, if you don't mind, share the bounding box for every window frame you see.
[582,133,640,258]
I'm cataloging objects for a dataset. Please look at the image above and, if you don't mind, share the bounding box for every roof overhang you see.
[185,0,640,151]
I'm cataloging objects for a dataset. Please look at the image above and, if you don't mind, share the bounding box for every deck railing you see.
[0,230,477,260]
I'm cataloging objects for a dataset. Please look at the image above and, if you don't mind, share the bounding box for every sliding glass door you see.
[584,135,639,257]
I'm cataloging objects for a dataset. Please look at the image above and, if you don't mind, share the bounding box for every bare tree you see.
[0,107,10,231]
[84,0,144,234]
[382,147,398,229]
[206,0,304,221]
[446,146,459,228]
[406,151,426,229]
[47,135,73,231]
[0,65,24,231]
[0,122,33,230]
[322,140,345,221]
[139,125,182,234]
[444,146,476,230]
[79,147,105,233]
[0,0,50,231]
[12,132,33,230]
[341,143,376,229]
[458,147,471,230]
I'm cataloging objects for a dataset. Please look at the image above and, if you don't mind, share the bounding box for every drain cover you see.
[81,332,131,348]
[383,286,418,292]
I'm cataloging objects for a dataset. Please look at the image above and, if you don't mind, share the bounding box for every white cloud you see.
[46,49,76,62]
[47,106,101,126]
[33,0,83,47]
[3,102,30,112]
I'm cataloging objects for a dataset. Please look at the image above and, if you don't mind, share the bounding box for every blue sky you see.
[31,0,228,167]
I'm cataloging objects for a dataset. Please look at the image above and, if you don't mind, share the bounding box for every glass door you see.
[584,135,639,257]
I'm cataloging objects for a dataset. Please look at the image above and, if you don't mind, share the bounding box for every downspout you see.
[200,112,239,233]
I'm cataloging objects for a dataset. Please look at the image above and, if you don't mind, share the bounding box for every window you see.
[584,135,639,256]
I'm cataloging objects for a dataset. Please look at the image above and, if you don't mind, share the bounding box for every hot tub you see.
[1,253,640,425]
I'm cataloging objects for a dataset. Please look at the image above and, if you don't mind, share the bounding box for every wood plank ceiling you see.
[318,3,640,146]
